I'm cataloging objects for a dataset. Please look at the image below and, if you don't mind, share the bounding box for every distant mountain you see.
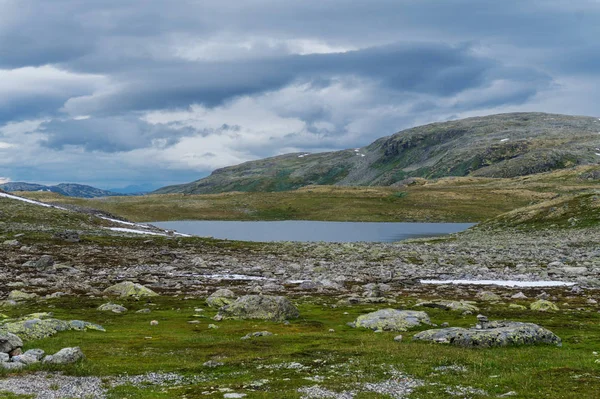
[155,112,600,194]
[0,182,120,198]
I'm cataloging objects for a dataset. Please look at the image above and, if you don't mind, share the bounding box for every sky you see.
[1,0,599,189]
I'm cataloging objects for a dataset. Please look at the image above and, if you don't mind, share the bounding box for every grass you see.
[1,295,599,398]
[15,165,600,223]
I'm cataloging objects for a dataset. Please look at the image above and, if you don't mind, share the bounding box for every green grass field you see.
[2,294,599,399]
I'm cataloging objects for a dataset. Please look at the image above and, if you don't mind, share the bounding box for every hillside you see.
[155,112,600,194]
[0,182,119,198]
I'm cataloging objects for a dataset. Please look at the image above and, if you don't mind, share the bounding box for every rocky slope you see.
[0,182,120,198]
[156,112,600,194]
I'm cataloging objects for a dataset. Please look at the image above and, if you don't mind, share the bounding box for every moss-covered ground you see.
[1,295,599,398]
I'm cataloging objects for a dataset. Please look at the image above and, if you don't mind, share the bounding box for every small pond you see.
[152,220,475,243]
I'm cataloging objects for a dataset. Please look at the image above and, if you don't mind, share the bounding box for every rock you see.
[53,230,80,243]
[150,320,159,326]
[224,394,247,398]
[136,308,151,313]
[3,240,20,246]
[0,332,22,354]
[511,292,528,299]
[561,267,587,275]
[0,361,24,370]
[241,331,273,340]
[0,352,8,362]
[97,303,128,313]
[476,291,501,301]
[43,347,85,364]
[394,335,403,342]
[413,320,562,348]
[530,300,559,312]
[415,299,479,313]
[34,255,54,269]
[208,324,219,329]
[24,348,45,360]
[68,320,106,331]
[217,295,300,322]
[7,290,37,301]
[104,281,158,297]
[206,289,237,308]
[353,309,431,332]
[509,304,527,310]
[203,360,224,367]
[12,353,39,365]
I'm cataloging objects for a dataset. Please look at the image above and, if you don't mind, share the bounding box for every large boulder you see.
[97,303,127,313]
[206,289,236,308]
[353,309,431,332]
[0,313,104,341]
[413,320,561,348]
[7,290,38,301]
[416,300,479,313]
[0,332,22,354]
[530,300,559,312]
[104,281,158,297]
[43,347,85,365]
[217,295,300,322]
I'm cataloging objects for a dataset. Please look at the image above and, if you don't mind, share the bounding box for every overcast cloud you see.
[0,0,599,189]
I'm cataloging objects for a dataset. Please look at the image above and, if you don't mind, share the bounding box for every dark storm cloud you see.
[39,116,195,152]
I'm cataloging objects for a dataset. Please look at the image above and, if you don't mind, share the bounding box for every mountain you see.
[155,112,600,194]
[0,182,120,198]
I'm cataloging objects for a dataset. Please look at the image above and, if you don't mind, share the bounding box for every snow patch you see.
[98,215,151,229]
[0,192,66,210]
[500,138,509,142]
[106,227,169,236]
[420,279,575,287]
[298,153,310,158]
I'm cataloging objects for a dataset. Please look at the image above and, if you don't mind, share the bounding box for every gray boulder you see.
[217,295,300,321]
[24,348,45,360]
[0,352,8,362]
[53,230,80,243]
[352,309,431,332]
[104,281,157,297]
[97,303,128,313]
[413,320,562,348]
[43,347,85,364]
[34,255,54,269]
[206,289,236,308]
[416,300,479,313]
[12,353,39,365]
[0,332,23,354]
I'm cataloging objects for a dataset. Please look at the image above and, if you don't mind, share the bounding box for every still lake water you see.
[152,220,475,243]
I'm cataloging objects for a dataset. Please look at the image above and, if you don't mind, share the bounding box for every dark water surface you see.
[152,220,475,243]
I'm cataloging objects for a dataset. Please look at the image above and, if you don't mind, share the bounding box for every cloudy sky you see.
[1,0,599,189]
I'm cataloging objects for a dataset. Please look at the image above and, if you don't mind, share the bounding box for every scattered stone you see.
[206,288,237,308]
[394,335,403,342]
[0,332,22,354]
[43,347,85,364]
[2,240,20,246]
[224,394,246,398]
[150,320,159,326]
[511,292,528,299]
[208,324,219,329]
[24,348,45,360]
[203,360,224,367]
[476,291,501,301]
[7,290,37,301]
[416,299,479,313]
[218,295,300,322]
[34,254,55,268]
[530,299,559,312]
[98,303,128,313]
[413,320,562,348]
[136,308,151,313]
[53,230,80,243]
[104,281,158,297]
[241,331,273,340]
[353,309,431,332]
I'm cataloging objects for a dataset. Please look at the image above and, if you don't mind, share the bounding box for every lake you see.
[152,220,475,243]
